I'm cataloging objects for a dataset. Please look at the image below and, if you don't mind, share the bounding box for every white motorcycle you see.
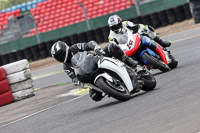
[72,51,156,101]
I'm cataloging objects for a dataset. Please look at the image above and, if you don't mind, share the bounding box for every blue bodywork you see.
[139,49,156,64]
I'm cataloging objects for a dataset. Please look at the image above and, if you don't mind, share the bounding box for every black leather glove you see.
[72,77,81,86]
[127,25,140,34]
[94,45,105,56]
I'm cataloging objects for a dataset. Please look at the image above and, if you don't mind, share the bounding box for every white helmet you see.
[108,15,123,34]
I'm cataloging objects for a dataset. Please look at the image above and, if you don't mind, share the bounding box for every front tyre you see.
[96,77,130,101]
[141,52,170,72]
[138,71,156,91]
[168,55,178,69]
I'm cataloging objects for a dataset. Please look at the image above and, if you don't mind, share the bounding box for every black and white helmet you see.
[108,15,123,34]
[51,41,69,63]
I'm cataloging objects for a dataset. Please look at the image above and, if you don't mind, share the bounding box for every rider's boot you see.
[154,36,171,47]
[123,55,138,68]
[150,40,167,60]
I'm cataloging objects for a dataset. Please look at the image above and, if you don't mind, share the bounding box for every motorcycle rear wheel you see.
[96,77,130,101]
[142,52,170,72]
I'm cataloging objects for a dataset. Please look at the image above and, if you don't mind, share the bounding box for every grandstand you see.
[0,0,133,38]
[28,0,132,36]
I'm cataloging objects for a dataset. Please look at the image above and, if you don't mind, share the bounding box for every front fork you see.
[126,65,145,93]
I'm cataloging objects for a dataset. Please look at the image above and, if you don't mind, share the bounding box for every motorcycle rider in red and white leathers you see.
[51,40,140,102]
[108,15,171,48]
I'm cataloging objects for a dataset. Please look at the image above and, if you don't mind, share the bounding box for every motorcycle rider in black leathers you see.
[51,40,140,102]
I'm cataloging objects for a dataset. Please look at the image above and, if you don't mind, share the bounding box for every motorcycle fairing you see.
[123,34,141,56]
[140,49,156,64]
[97,57,134,92]
[156,44,168,64]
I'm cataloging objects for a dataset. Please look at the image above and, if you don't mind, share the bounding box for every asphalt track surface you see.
[1,27,200,133]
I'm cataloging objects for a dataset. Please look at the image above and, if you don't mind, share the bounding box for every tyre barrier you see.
[166,8,177,24]
[2,59,29,75]
[6,69,32,84]
[1,53,10,66]
[133,16,142,24]
[78,32,88,43]
[86,30,96,42]
[8,51,17,63]
[30,45,41,61]
[150,12,161,28]
[0,67,6,81]
[0,79,10,95]
[69,33,79,44]
[45,40,55,56]
[174,5,186,22]
[158,10,169,26]
[94,27,104,43]
[0,55,3,66]
[101,25,110,42]
[127,18,134,23]
[16,49,25,61]
[0,67,13,106]
[10,79,33,93]
[183,3,192,19]
[0,91,14,106]
[23,47,34,61]
[189,0,200,24]
[12,87,34,101]
[38,42,49,59]
[1,59,35,102]
[61,36,72,46]
[141,14,153,27]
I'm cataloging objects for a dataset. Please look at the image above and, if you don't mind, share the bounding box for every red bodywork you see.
[124,34,141,56]
[124,34,168,65]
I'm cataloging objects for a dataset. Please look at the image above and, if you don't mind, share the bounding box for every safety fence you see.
[0,3,192,66]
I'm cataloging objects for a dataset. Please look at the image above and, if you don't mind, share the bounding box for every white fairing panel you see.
[97,57,134,92]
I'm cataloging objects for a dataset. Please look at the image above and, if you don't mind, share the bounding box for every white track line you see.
[0,95,85,129]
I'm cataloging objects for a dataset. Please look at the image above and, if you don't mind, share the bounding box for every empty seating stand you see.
[0,0,132,37]
[0,9,21,34]
[27,0,132,36]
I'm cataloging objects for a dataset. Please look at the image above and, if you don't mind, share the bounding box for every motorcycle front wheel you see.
[168,54,178,69]
[138,71,156,91]
[141,52,170,72]
[96,77,131,101]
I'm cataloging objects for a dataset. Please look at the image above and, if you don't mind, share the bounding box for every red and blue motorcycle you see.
[119,30,178,72]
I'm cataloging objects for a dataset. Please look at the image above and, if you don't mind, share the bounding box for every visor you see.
[54,50,66,62]
[109,23,122,31]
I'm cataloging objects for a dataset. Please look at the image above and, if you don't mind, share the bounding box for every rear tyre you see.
[96,77,130,101]
[168,55,178,69]
[142,52,170,72]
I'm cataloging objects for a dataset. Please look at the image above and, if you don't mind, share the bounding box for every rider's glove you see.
[138,28,148,35]
[94,45,105,56]
[72,77,81,86]
[127,25,140,34]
